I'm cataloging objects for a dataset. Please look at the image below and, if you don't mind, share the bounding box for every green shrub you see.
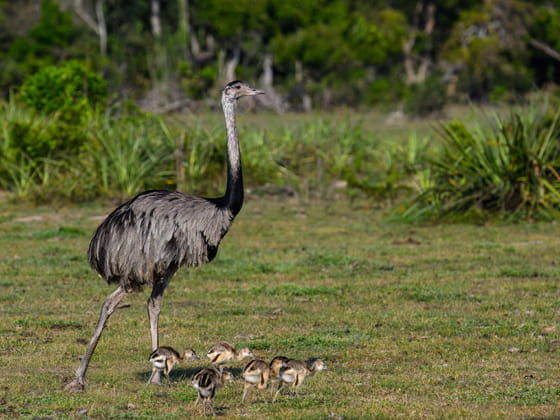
[404,76,447,117]
[20,60,107,123]
[366,76,406,107]
[9,118,89,160]
[0,61,108,201]
[402,102,560,221]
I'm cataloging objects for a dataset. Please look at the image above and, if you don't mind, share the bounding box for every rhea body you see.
[207,341,255,365]
[268,355,289,396]
[65,81,264,391]
[147,346,199,385]
[273,359,327,402]
[241,359,271,403]
[191,365,235,416]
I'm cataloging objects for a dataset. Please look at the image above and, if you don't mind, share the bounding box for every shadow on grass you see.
[136,366,244,385]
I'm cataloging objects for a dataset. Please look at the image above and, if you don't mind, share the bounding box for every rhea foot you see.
[65,378,85,392]
[147,370,164,386]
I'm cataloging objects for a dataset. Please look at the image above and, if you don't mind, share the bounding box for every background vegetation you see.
[0,1,559,221]
[1,0,560,110]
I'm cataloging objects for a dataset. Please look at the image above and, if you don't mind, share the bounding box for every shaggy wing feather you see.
[88,190,233,290]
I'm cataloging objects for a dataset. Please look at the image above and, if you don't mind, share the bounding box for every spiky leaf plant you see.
[403,103,560,221]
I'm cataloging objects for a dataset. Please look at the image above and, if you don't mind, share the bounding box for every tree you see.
[442,0,534,101]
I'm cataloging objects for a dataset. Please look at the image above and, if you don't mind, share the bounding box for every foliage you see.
[0,61,107,196]
[0,0,87,90]
[404,75,448,116]
[348,9,407,66]
[1,1,559,107]
[345,133,430,202]
[529,5,560,87]
[442,1,535,102]
[20,60,107,121]
[0,98,88,201]
[0,92,430,204]
[402,102,560,221]
[83,113,173,200]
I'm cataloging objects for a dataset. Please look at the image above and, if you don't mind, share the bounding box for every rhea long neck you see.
[221,97,243,215]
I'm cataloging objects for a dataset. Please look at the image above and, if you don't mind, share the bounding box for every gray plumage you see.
[88,191,234,292]
[65,81,264,392]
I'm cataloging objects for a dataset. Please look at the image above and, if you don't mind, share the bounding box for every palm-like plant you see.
[405,103,560,221]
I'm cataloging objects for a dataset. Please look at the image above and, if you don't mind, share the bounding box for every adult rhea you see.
[65,81,264,391]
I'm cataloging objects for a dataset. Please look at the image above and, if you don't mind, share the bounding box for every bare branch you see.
[95,0,107,55]
[74,0,99,35]
[529,38,560,63]
[73,0,106,55]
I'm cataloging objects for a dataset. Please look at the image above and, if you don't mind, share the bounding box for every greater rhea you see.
[206,341,255,365]
[273,359,327,402]
[147,346,199,386]
[65,81,264,391]
[191,365,234,416]
[241,359,271,403]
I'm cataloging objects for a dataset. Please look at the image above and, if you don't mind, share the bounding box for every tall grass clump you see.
[83,113,174,200]
[402,102,560,221]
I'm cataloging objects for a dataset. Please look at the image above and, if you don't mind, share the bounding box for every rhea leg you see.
[146,276,171,385]
[241,383,251,404]
[146,368,159,386]
[65,286,128,392]
[272,381,283,402]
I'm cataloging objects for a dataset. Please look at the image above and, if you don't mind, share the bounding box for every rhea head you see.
[222,80,264,102]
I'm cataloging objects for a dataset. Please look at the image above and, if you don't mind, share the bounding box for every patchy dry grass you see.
[0,197,559,419]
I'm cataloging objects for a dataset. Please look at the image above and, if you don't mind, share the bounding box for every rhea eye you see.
[235,85,240,89]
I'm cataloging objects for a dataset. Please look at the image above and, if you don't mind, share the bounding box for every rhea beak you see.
[246,88,265,96]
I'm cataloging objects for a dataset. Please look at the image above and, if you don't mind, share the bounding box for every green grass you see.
[0,198,559,419]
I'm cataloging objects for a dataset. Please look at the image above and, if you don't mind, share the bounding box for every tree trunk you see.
[258,53,285,112]
[294,60,312,111]
[261,53,274,88]
[177,0,191,62]
[150,0,162,38]
[402,1,435,85]
[95,0,107,55]
[73,0,107,55]
[190,31,215,63]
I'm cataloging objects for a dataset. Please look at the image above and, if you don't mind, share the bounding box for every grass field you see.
[0,195,559,419]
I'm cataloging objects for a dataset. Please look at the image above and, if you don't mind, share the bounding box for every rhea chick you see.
[273,359,327,402]
[206,341,255,365]
[147,346,199,386]
[191,365,235,416]
[241,359,271,403]
[268,355,289,397]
